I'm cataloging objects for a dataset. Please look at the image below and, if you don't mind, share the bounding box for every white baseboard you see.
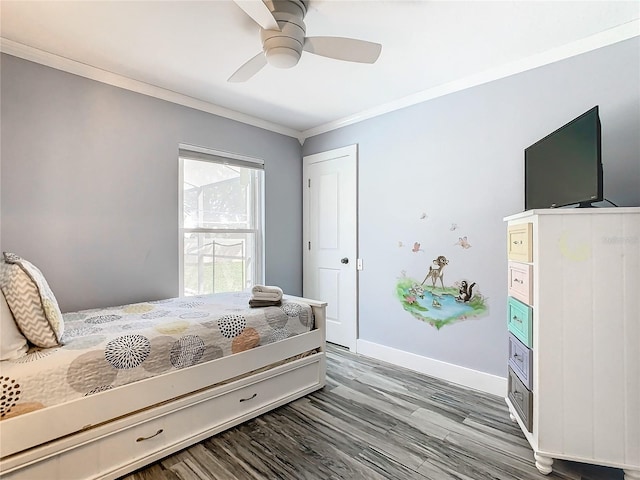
[356,339,507,397]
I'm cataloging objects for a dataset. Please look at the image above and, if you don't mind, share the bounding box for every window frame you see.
[178,144,265,296]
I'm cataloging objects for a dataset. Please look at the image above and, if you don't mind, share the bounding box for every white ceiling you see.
[1,1,639,139]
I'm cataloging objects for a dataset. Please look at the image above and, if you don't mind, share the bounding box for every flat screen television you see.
[524,106,603,210]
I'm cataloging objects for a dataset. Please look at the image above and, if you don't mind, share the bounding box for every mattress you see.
[0,292,313,420]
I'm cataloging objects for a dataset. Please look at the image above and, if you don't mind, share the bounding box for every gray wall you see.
[303,37,640,377]
[0,54,304,312]
[2,37,639,378]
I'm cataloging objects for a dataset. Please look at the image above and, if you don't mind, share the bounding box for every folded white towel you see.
[251,285,283,302]
[252,285,283,295]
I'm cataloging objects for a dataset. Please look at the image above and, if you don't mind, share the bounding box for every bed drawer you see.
[507,223,533,262]
[508,262,533,305]
[507,297,533,348]
[1,357,323,480]
[508,333,533,390]
[103,359,321,476]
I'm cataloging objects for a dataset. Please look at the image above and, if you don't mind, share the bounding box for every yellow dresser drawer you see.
[507,223,533,262]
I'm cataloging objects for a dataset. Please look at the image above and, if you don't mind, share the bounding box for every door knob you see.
[341,257,349,264]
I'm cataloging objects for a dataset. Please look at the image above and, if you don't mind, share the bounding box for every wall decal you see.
[421,255,449,288]
[412,242,423,253]
[450,223,459,231]
[396,255,487,329]
[420,213,428,220]
[558,232,590,261]
[454,236,472,249]
[455,280,475,302]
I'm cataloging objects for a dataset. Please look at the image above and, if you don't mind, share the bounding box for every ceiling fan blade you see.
[233,0,280,31]
[228,52,268,83]
[303,37,382,64]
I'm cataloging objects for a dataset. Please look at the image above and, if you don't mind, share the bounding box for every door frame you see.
[302,144,359,351]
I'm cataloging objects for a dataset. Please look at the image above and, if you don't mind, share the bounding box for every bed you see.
[0,254,326,480]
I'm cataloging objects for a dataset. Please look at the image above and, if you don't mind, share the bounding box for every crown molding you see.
[300,19,640,140]
[0,38,303,140]
[2,18,638,145]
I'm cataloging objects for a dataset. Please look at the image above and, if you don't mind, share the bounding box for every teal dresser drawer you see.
[507,297,533,348]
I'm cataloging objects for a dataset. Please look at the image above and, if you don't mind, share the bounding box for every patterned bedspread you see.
[0,292,313,420]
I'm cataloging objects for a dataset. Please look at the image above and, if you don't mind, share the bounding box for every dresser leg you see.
[534,453,553,475]
[624,469,640,480]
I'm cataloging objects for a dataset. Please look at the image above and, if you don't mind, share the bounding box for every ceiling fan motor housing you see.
[260,0,308,68]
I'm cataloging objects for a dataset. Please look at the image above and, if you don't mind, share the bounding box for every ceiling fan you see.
[229,0,382,82]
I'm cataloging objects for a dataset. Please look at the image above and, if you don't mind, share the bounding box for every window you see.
[179,146,264,296]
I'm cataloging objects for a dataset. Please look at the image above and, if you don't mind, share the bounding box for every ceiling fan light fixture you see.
[265,46,301,68]
[262,33,303,68]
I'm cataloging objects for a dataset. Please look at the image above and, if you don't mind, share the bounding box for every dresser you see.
[504,208,640,480]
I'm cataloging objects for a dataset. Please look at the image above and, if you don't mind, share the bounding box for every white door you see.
[303,144,358,350]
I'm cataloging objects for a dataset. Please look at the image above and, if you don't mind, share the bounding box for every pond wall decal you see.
[396,255,488,330]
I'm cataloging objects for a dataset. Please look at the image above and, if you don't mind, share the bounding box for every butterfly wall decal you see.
[454,236,472,249]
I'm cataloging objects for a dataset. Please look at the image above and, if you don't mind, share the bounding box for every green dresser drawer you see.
[507,297,533,348]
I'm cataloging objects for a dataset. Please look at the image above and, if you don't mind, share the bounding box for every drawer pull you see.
[136,429,163,442]
[239,393,257,403]
[512,315,522,323]
[513,390,523,400]
[513,278,523,284]
[513,240,523,245]
[513,352,523,363]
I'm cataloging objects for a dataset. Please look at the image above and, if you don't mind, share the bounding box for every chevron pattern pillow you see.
[0,253,64,348]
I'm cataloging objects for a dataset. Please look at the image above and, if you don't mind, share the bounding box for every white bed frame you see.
[0,295,327,480]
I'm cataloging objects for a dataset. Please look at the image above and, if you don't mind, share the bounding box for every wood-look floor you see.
[121,345,623,480]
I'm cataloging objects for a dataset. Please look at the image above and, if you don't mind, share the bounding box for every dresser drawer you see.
[508,367,533,432]
[508,262,533,305]
[508,333,533,390]
[507,297,533,348]
[507,223,533,262]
